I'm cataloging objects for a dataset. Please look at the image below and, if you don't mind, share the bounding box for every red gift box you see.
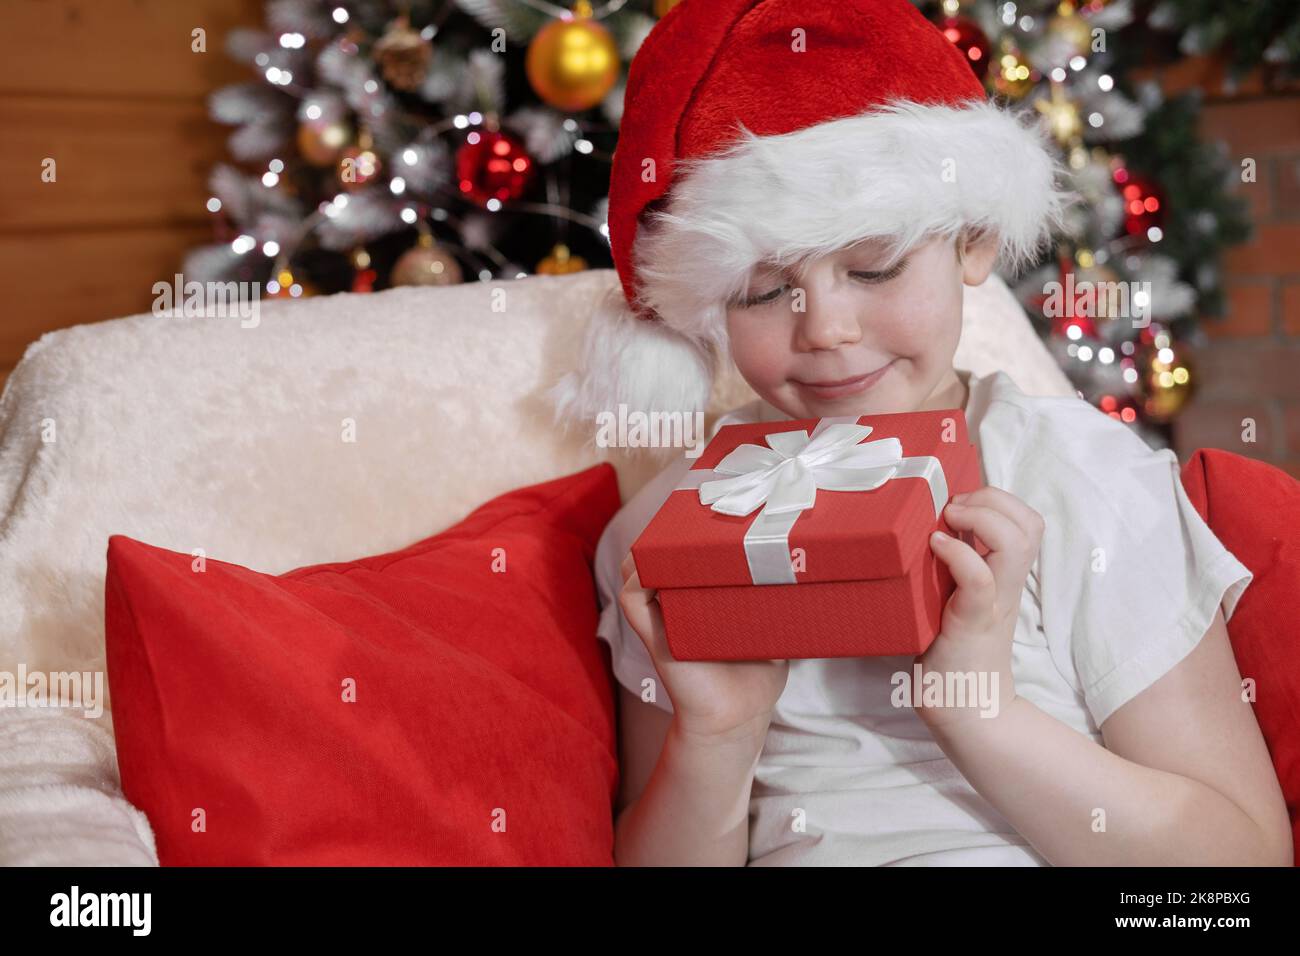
[631,407,984,660]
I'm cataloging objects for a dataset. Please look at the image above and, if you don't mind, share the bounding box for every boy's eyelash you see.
[733,258,908,309]
[849,259,908,284]
[738,285,789,307]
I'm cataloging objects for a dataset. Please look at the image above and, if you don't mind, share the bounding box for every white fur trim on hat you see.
[548,282,715,429]
[634,98,1071,356]
[552,98,1070,428]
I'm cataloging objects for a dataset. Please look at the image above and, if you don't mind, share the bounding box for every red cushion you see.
[105,463,622,866]
[1180,449,1300,862]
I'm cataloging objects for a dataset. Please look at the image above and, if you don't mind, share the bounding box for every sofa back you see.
[0,268,1070,702]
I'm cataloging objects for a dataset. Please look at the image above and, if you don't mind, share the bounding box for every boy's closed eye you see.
[730,256,910,309]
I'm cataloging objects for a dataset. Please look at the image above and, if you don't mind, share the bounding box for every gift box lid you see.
[632,407,979,589]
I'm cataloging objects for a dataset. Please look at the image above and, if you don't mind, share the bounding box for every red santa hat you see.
[551,0,1068,425]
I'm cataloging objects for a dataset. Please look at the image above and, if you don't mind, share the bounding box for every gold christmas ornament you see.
[374,15,432,92]
[525,3,620,112]
[390,234,463,287]
[536,243,587,275]
[1035,82,1083,146]
[296,120,351,167]
[338,144,382,191]
[267,268,317,299]
[1049,10,1093,56]
[1139,342,1195,423]
[653,0,684,16]
[993,46,1035,100]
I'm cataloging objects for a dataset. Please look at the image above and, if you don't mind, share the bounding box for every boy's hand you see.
[915,486,1044,732]
[619,552,788,743]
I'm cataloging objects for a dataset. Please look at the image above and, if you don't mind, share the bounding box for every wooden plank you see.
[0,96,228,232]
[0,223,215,366]
[0,0,265,99]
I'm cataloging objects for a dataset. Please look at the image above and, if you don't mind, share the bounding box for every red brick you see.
[1189,342,1300,401]
[1223,222,1300,276]
[1284,282,1300,337]
[1233,163,1274,225]
[1212,281,1275,338]
[1201,97,1300,157]
[1285,400,1300,453]
[1276,155,1300,218]
[1277,460,1300,481]
[1174,398,1278,459]
[1137,57,1283,100]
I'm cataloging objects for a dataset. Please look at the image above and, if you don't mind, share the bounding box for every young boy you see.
[551,0,1291,867]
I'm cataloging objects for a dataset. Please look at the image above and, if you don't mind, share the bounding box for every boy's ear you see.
[959,230,999,286]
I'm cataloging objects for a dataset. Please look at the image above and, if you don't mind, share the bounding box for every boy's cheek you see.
[726,326,790,388]
[892,272,961,334]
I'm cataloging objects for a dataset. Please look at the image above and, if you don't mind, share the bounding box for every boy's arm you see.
[613,684,767,867]
[927,485,1290,866]
[929,609,1292,866]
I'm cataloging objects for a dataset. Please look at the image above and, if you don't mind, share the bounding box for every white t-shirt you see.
[592,368,1254,866]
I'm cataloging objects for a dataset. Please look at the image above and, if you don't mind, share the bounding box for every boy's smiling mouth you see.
[791,359,896,401]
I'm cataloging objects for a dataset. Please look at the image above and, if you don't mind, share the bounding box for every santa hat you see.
[551,0,1068,426]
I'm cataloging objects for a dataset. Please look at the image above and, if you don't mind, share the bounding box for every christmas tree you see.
[188,0,653,298]
[917,0,1261,446]
[190,0,1286,445]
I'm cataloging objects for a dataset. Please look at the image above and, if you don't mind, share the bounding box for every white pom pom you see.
[549,284,714,434]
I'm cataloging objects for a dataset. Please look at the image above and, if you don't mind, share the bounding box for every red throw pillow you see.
[105,463,622,866]
[1180,449,1300,862]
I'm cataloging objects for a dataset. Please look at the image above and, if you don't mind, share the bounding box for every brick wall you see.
[1165,62,1300,479]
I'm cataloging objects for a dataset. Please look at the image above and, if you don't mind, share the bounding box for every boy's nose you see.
[793,286,864,352]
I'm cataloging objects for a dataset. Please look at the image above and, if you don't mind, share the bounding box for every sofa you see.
[3,268,1288,865]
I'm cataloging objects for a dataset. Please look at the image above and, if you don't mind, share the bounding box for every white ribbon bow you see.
[697,423,904,518]
[674,418,950,585]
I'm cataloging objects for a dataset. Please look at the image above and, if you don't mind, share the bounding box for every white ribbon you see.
[675,416,948,585]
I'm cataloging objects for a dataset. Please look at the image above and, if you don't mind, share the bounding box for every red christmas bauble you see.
[351,267,377,293]
[1114,169,1166,239]
[1097,391,1140,425]
[454,130,535,207]
[940,16,992,80]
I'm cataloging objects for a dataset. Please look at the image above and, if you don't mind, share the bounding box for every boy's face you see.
[723,234,995,419]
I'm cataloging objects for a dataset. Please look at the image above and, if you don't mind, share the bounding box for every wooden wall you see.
[0,0,263,390]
